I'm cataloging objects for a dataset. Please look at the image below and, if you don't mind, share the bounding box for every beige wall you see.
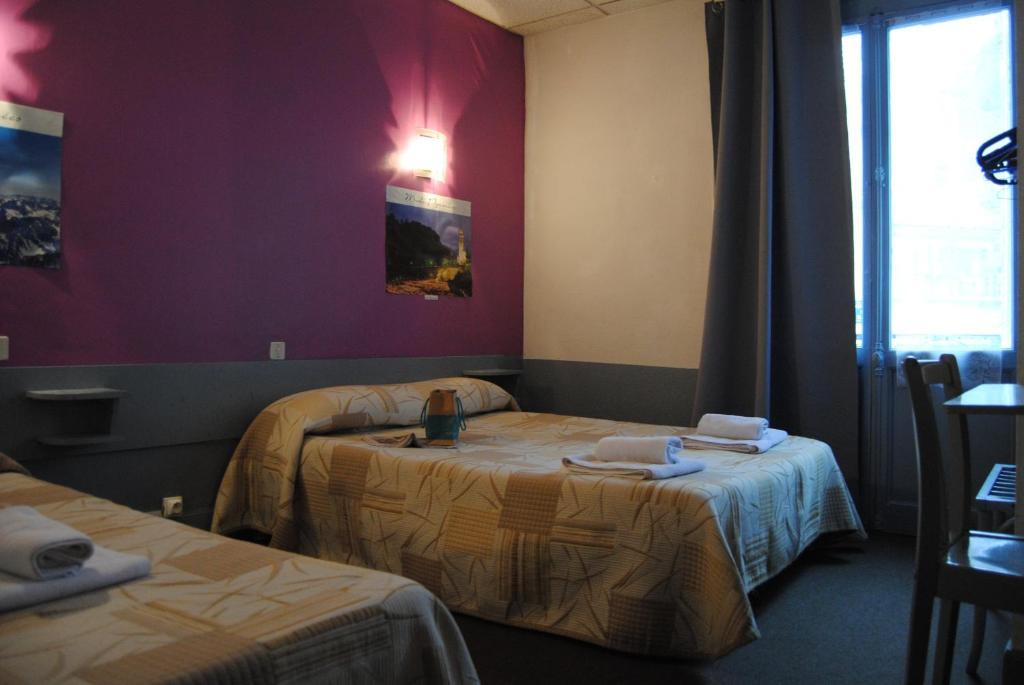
[523,0,714,369]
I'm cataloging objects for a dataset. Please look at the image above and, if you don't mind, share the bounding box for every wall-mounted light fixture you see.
[403,128,447,181]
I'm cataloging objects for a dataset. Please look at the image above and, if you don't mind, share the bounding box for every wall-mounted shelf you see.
[25,387,127,448]
[36,434,125,447]
[26,388,127,402]
[462,369,522,377]
[463,368,522,398]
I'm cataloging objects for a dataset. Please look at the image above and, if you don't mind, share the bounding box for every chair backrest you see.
[903,355,974,562]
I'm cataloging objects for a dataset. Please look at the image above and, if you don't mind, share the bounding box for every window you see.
[842,2,1014,352]
[842,30,864,347]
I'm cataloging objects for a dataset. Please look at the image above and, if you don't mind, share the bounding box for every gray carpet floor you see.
[454,533,1012,684]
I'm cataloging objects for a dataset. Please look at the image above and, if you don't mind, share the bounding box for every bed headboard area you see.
[211,375,520,545]
[0,355,520,529]
[272,376,520,432]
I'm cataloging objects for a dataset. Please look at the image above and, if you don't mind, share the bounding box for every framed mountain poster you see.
[0,101,63,269]
[385,185,472,298]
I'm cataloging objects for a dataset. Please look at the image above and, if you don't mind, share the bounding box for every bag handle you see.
[419,390,467,434]
[456,396,467,430]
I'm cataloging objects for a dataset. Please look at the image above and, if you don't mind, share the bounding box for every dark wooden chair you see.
[902,355,1024,684]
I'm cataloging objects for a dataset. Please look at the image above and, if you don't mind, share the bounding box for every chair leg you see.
[966,605,986,675]
[905,584,936,685]
[932,600,959,685]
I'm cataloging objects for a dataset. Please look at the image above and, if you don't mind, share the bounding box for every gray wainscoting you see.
[0,355,520,529]
[520,359,698,426]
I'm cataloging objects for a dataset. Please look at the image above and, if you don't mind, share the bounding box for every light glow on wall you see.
[400,128,448,181]
[0,0,50,101]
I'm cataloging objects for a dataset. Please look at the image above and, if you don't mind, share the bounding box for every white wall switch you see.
[269,341,286,360]
[0,336,7,361]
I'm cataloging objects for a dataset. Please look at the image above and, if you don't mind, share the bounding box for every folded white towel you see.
[0,545,151,612]
[695,414,769,441]
[562,454,706,480]
[682,428,789,454]
[0,506,94,580]
[594,436,683,464]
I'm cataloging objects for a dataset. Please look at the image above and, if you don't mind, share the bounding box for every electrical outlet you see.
[269,341,286,360]
[161,496,183,518]
[0,336,8,361]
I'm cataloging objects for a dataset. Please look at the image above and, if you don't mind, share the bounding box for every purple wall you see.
[0,0,524,365]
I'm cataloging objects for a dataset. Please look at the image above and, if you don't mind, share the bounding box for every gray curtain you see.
[693,0,860,489]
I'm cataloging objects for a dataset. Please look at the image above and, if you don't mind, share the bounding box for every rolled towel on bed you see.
[0,506,94,580]
[695,414,769,441]
[562,454,706,480]
[593,436,683,464]
[682,428,789,454]
[0,545,151,612]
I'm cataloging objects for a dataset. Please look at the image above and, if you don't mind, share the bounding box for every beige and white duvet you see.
[212,378,863,659]
[0,472,477,684]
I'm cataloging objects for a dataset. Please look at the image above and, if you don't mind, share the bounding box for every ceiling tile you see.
[513,7,606,35]
[449,0,591,30]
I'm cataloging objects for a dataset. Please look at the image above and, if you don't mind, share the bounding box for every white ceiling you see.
[449,0,675,36]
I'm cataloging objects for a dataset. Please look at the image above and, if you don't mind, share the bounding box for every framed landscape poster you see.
[0,101,64,269]
[385,185,472,297]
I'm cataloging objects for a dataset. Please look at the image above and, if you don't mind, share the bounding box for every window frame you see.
[842,0,1016,367]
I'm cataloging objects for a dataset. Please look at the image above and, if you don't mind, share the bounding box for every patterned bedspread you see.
[0,473,478,684]
[212,377,518,549]
[213,377,863,659]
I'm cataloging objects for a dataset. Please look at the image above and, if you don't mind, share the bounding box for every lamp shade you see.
[404,128,447,180]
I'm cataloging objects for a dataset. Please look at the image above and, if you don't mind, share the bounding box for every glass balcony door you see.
[842,1,1014,531]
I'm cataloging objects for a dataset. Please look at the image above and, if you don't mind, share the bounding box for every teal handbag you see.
[420,388,466,447]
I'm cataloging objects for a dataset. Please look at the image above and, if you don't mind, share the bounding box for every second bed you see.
[212,377,864,660]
